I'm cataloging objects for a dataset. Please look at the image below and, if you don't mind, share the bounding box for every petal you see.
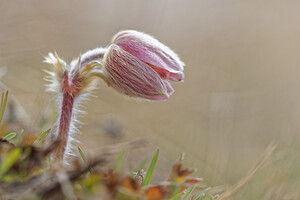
[148,63,184,81]
[146,93,170,101]
[102,44,170,100]
[113,30,184,81]
[163,80,174,96]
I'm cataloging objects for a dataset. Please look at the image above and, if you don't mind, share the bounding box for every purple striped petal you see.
[102,44,170,100]
[113,30,184,81]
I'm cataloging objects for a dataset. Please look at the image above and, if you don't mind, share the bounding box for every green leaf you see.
[33,128,51,145]
[181,187,195,200]
[0,148,22,178]
[78,147,87,164]
[16,129,24,145]
[0,91,8,125]
[113,145,127,173]
[196,187,211,200]
[78,147,92,173]
[3,133,16,141]
[168,191,184,200]
[169,184,182,199]
[142,149,159,186]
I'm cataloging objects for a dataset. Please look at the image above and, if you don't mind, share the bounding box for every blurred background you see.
[0,0,299,199]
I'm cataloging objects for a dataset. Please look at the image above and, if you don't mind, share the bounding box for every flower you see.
[102,30,184,100]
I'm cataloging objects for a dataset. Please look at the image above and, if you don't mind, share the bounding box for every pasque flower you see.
[44,30,184,164]
[102,30,185,100]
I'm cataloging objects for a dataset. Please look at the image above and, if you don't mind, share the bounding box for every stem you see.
[45,48,108,163]
[53,93,74,161]
[80,47,107,66]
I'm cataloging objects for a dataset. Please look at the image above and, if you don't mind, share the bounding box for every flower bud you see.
[102,30,184,100]
[112,30,184,81]
[103,44,172,100]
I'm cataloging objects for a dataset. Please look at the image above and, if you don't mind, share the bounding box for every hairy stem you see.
[45,48,108,163]
[80,47,107,66]
[53,93,74,161]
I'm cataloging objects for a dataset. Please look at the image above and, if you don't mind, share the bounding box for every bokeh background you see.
[0,0,299,199]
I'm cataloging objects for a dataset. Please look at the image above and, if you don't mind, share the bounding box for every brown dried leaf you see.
[119,176,141,192]
[144,185,171,200]
[169,162,194,183]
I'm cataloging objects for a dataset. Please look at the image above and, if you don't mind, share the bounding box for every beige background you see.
[0,0,299,199]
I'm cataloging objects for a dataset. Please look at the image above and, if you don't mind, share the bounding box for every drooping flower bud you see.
[103,44,172,100]
[112,30,184,81]
[102,30,184,100]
